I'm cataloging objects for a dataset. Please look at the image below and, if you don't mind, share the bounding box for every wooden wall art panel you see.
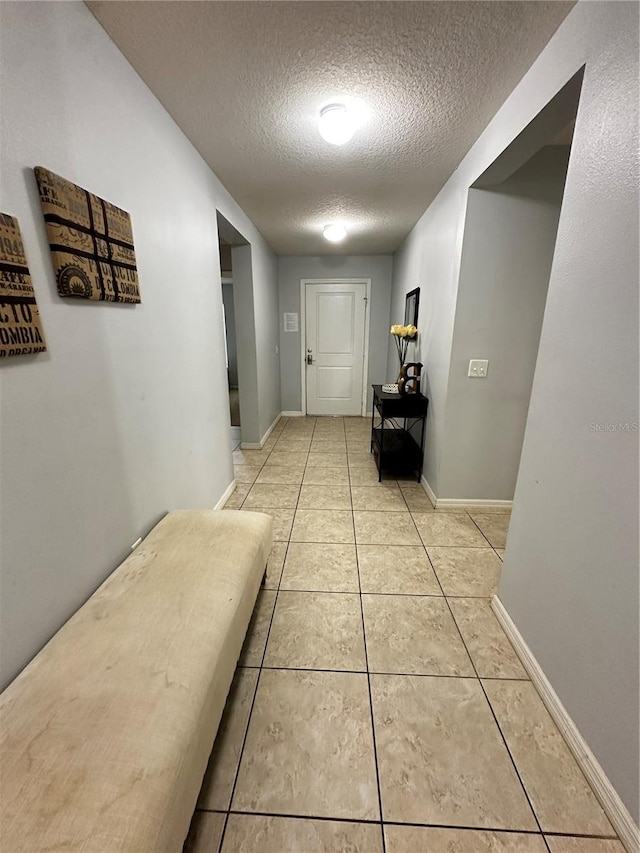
[0,212,47,358]
[35,167,140,303]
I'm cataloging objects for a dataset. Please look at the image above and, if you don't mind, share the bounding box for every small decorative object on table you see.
[398,362,423,395]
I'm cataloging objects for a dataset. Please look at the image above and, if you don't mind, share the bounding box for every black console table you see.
[370,384,428,482]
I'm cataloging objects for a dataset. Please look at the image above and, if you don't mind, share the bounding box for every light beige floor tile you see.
[232,669,379,820]
[282,426,315,437]
[349,466,391,486]
[399,483,435,511]
[469,512,510,548]
[184,811,225,853]
[255,465,304,485]
[264,591,366,671]
[385,825,548,852]
[363,595,474,675]
[351,486,407,511]
[303,467,350,486]
[284,415,316,424]
[232,449,271,466]
[281,542,359,592]
[357,544,441,595]
[545,838,625,853]
[244,484,300,509]
[344,417,370,429]
[224,482,251,508]
[347,452,377,468]
[291,509,355,543]
[314,419,345,430]
[307,451,348,468]
[496,548,506,561]
[310,439,347,452]
[312,431,346,442]
[413,512,488,546]
[448,598,527,679]
[346,443,371,455]
[370,674,537,829]
[222,815,383,853]
[428,547,503,596]
[234,465,263,484]
[483,680,614,835]
[264,541,287,589]
[265,451,309,468]
[241,507,294,541]
[353,511,420,546]
[273,438,312,452]
[239,590,277,666]
[298,484,352,510]
[197,668,259,810]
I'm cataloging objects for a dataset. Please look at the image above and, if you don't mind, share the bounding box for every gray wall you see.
[388,1,639,819]
[0,1,278,688]
[252,247,281,439]
[278,255,393,413]
[221,282,238,387]
[439,146,570,500]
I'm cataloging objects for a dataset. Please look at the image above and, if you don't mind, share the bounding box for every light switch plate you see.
[468,359,489,378]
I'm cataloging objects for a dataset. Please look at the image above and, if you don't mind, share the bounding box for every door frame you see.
[299,278,371,417]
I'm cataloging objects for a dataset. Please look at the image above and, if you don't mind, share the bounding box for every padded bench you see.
[0,508,273,852]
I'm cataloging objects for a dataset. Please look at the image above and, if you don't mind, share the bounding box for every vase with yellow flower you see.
[390,323,418,383]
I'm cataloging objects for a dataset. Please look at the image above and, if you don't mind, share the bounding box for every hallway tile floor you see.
[185,417,622,853]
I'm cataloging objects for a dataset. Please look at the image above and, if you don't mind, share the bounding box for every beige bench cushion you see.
[0,509,272,852]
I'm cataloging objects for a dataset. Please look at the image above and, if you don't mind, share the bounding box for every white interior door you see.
[305,281,367,416]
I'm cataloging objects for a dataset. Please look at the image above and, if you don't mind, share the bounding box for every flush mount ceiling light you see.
[318,104,356,146]
[323,223,347,243]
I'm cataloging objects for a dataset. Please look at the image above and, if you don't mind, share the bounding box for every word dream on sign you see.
[35,166,141,304]
[0,212,47,358]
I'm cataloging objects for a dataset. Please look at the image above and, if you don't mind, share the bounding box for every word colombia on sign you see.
[0,212,47,358]
[34,166,141,304]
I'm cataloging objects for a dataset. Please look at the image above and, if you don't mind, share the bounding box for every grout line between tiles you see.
[217,467,300,852]
[348,445,388,853]
[197,805,622,842]
[255,665,531,680]
[438,585,551,849]
[466,510,503,551]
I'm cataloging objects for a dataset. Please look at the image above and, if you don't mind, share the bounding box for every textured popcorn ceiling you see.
[87,1,573,255]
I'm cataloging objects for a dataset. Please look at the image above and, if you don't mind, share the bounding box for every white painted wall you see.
[278,255,393,413]
[439,146,569,500]
[0,1,278,688]
[389,0,639,819]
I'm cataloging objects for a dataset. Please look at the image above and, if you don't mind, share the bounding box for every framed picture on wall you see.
[405,287,420,327]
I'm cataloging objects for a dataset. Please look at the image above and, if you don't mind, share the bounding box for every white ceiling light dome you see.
[323,223,347,243]
[318,103,356,145]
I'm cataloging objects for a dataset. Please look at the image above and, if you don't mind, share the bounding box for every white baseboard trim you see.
[241,413,282,449]
[420,475,437,509]
[436,497,513,511]
[492,595,639,853]
[214,479,236,510]
[281,410,304,417]
[418,475,512,512]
